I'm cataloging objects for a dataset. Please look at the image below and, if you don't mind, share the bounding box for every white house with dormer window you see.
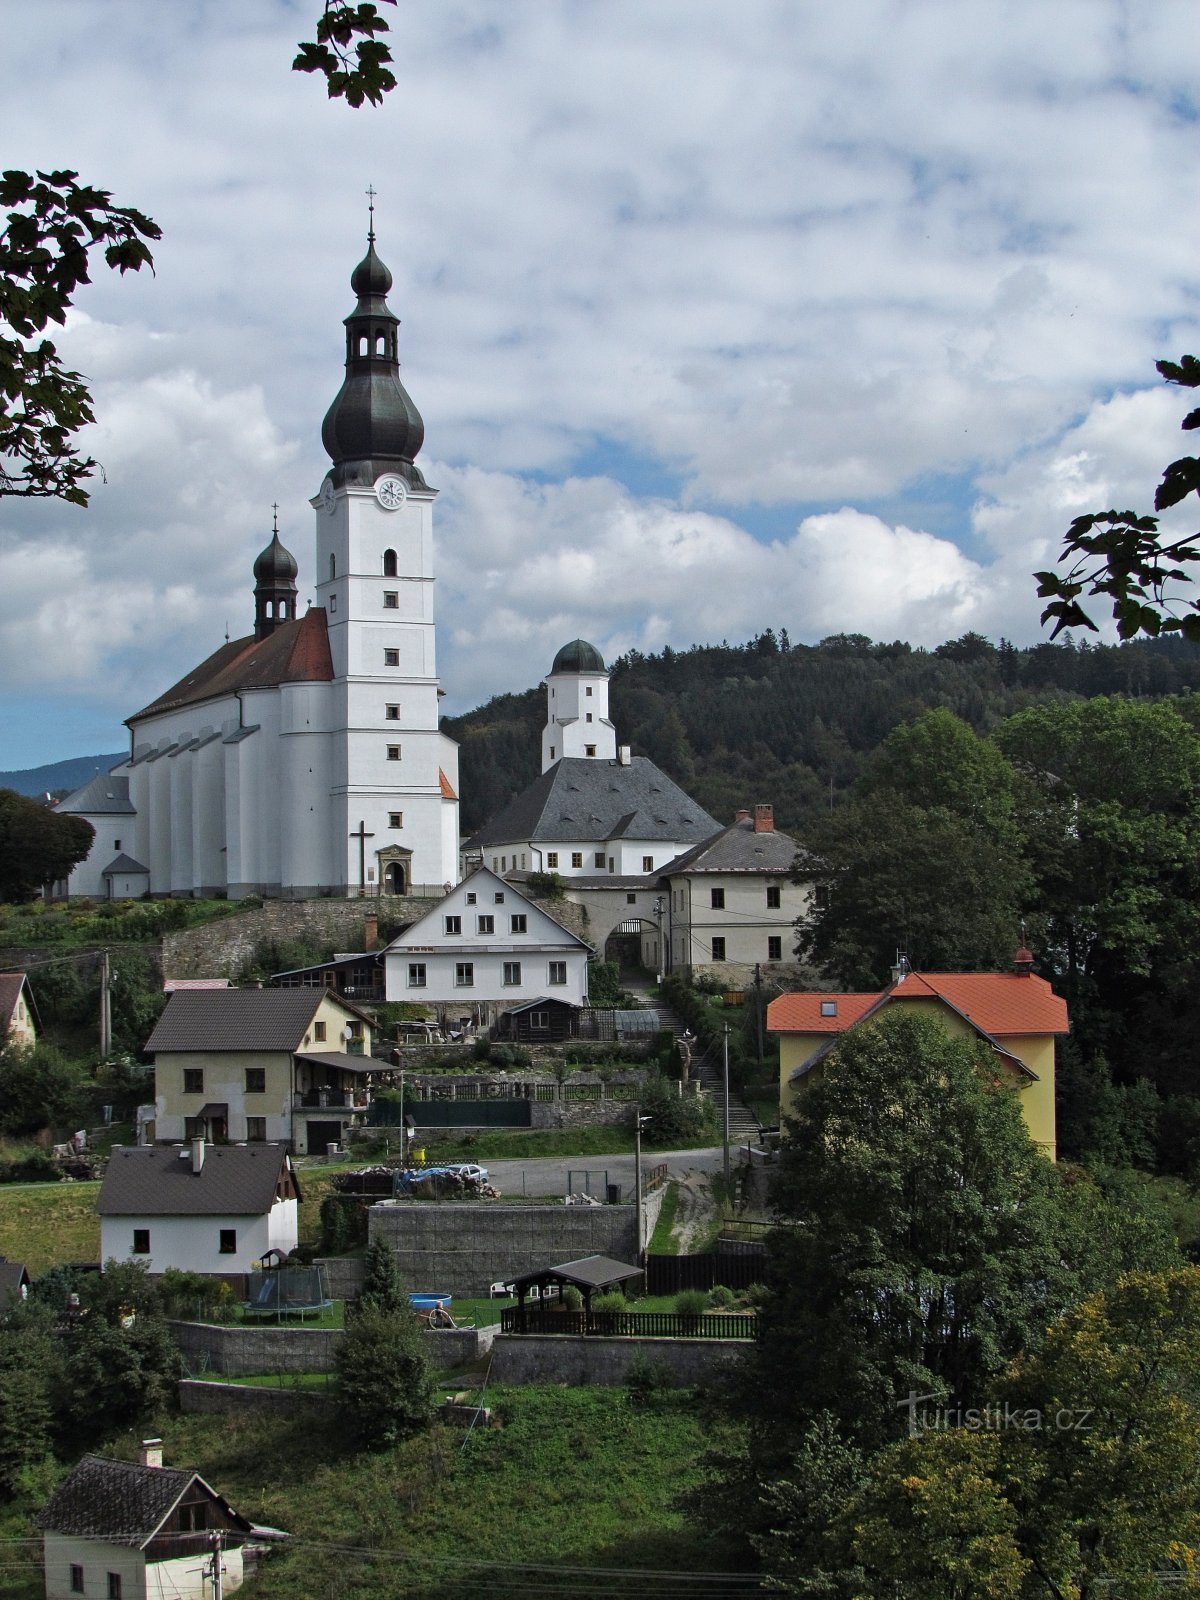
[382,867,591,1012]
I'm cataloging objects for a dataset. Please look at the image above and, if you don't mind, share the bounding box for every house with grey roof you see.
[146,987,375,1156]
[652,805,816,984]
[48,772,139,900]
[98,1139,301,1278]
[382,865,592,1017]
[39,1441,261,1600]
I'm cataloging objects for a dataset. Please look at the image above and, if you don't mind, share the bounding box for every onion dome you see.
[253,521,298,641]
[321,235,427,491]
[551,639,607,674]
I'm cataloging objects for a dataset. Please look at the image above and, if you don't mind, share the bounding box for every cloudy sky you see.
[2,0,1198,768]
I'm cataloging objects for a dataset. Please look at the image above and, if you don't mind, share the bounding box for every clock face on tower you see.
[319,478,336,514]
[375,475,408,511]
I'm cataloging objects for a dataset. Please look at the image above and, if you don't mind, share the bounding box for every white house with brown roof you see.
[53,233,459,902]
[383,866,592,1015]
[146,988,375,1156]
[0,971,37,1050]
[98,1140,301,1276]
[39,1443,260,1600]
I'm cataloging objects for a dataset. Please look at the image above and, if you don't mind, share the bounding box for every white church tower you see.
[541,639,617,771]
[313,224,460,896]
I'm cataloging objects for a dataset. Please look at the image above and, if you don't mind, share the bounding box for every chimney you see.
[753,804,774,833]
[190,1136,205,1175]
[618,745,631,766]
[363,913,379,952]
[139,1440,163,1469]
[1013,944,1035,976]
[890,952,909,985]
[735,809,750,823]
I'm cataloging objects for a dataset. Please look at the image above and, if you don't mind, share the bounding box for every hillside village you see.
[4,12,1200,1597]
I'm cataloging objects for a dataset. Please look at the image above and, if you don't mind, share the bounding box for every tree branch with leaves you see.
[1037,355,1200,641]
[293,1,398,107]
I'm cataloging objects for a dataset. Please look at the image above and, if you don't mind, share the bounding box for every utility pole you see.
[99,950,112,1059]
[209,1530,223,1600]
[753,961,764,1064]
[722,1022,731,1190]
[633,1107,649,1257]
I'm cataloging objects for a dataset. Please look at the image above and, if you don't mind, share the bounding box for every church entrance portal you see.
[377,844,413,897]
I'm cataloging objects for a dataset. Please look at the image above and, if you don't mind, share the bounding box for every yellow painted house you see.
[767,955,1068,1160]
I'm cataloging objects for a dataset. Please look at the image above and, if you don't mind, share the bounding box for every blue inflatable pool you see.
[409,1293,452,1311]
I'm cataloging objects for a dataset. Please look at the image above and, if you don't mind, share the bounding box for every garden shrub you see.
[707,1284,735,1309]
[562,1285,584,1312]
[591,1290,627,1314]
[625,1353,674,1407]
[674,1289,709,1317]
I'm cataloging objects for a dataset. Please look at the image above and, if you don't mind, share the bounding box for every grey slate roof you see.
[295,1051,375,1073]
[145,988,325,1053]
[0,973,30,1023]
[465,757,718,851]
[102,852,150,877]
[54,771,135,816]
[509,1254,643,1293]
[98,1142,297,1217]
[659,814,810,877]
[37,1455,253,1546]
[0,1260,29,1303]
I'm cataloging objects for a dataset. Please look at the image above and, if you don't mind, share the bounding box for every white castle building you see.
[55,232,460,900]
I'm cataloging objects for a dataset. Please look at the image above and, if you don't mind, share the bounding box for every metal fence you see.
[501,1307,756,1340]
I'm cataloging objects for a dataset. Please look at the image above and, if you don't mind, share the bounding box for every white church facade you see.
[55,232,459,900]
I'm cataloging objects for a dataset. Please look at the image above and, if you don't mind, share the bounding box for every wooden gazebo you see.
[506,1254,644,1317]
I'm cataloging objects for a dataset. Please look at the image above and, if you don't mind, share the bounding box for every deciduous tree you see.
[0,788,93,902]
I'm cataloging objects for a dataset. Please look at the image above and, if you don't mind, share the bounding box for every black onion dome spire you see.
[321,234,428,491]
[551,639,607,674]
[253,514,298,641]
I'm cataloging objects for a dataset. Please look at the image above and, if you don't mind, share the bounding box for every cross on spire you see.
[366,184,377,242]
[271,502,279,534]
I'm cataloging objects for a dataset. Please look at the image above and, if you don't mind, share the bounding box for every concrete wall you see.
[489,1333,747,1387]
[169,1318,494,1374]
[180,1379,332,1416]
[369,1201,642,1295]
[161,897,434,979]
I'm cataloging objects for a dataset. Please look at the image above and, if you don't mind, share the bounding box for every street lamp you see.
[653,896,665,985]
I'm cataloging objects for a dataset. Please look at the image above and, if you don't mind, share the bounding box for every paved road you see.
[484,1144,726,1198]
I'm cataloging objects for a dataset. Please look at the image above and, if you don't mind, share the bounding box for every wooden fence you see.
[500,1307,756,1340]
[645,1245,767,1295]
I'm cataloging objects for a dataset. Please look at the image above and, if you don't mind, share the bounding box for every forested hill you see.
[442,631,1200,837]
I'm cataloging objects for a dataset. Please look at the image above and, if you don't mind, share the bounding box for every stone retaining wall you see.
[168,1318,494,1374]
[161,898,433,979]
[369,1201,642,1296]
[489,1333,747,1387]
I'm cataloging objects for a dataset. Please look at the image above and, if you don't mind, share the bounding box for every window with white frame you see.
[548,961,567,985]
[595,851,606,867]
[711,937,726,961]
[466,892,477,904]
[585,744,597,757]
[384,648,400,666]
[571,852,583,868]
[546,852,559,868]
[408,963,427,987]
[387,744,401,760]
[383,591,399,608]
[495,891,505,903]
[503,961,521,986]
[386,704,400,720]
[510,913,527,933]
[642,855,654,871]
[444,915,461,934]
[455,962,475,987]
[389,811,403,828]
[478,915,494,934]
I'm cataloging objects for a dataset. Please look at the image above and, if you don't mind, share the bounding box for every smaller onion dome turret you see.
[551,639,607,675]
[253,520,298,641]
[321,232,427,491]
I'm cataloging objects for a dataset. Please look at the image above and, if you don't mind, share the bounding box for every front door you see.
[384,861,406,894]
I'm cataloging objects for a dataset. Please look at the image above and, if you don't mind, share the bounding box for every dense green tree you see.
[758,1009,1065,1450]
[0,1309,58,1500]
[0,1039,87,1137]
[357,1237,408,1317]
[0,789,93,901]
[334,1306,434,1449]
[57,1314,178,1447]
[796,711,1032,987]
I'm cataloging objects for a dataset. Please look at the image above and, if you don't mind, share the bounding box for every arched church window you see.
[383,549,398,577]
[357,334,367,357]
[375,333,386,356]
[329,553,336,581]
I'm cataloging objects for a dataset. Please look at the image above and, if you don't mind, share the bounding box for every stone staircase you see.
[692,1037,761,1142]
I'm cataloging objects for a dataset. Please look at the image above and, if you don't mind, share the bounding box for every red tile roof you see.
[129,608,333,722]
[439,768,458,800]
[768,970,1068,1038]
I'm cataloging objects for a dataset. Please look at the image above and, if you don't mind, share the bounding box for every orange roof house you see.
[767,953,1068,1159]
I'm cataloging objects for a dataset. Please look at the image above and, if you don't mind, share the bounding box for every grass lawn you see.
[149,1386,750,1598]
[649,1179,680,1252]
[0,1180,100,1273]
